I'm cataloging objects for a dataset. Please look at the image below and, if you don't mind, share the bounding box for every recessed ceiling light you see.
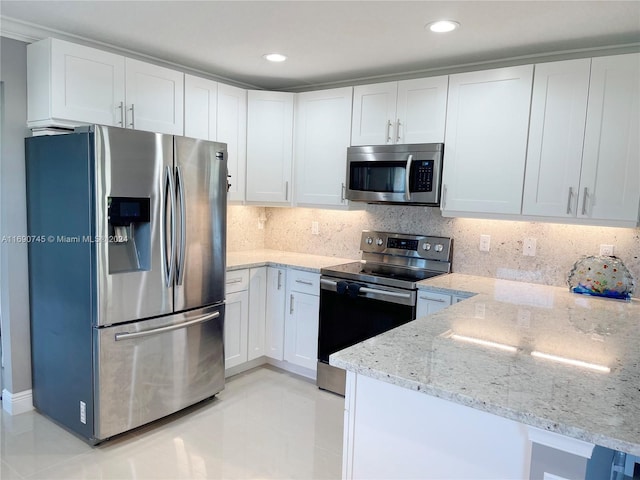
[263,53,287,62]
[426,20,460,33]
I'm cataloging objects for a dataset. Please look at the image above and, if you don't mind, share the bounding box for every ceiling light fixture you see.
[263,53,287,62]
[427,20,460,33]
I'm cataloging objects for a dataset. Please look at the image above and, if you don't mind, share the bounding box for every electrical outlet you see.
[479,234,491,252]
[599,244,614,256]
[523,237,537,256]
[311,221,319,235]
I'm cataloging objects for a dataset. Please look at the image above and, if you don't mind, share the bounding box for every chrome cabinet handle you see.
[226,277,243,284]
[289,294,294,314]
[386,120,393,143]
[285,181,289,201]
[341,183,346,203]
[115,311,219,341]
[419,296,447,303]
[566,187,574,214]
[396,119,401,143]
[404,154,414,202]
[295,279,313,286]
[117,101,125,126]
[581,187,590,215]
[164,166,176,288]
[128,104,135,128]
[176,165,186,286]
[277,270,282,290]
[442,184,447,209]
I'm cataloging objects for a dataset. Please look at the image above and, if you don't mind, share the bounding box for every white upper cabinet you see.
[184,74,217,141]
[522,59,591,217]
[246,90,294,205]
[580,53,640,224]
[27,38,184,135]
[124,58,184,135]
[351,76,448,146]
[294,87,353,207]
[184,77,247,203]
[442,65,533,215]
[217,84,248,204]
[28,38,125,128]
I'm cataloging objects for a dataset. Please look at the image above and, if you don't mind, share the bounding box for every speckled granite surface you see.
[331,273,640,455]
[227,249,355,273]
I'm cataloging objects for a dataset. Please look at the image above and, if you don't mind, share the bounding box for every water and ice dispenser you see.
[107,197,151,273]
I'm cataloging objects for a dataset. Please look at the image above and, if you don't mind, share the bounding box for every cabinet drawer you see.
[225,269,250,294]
[287,269,320,295]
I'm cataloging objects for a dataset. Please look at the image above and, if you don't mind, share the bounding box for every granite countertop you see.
[227,249,355,273]
[331,273,640,455]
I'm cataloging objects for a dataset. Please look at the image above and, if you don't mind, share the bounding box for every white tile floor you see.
[0,366,344,479]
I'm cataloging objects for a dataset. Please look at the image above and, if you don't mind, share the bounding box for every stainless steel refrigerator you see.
[25,125,227,444]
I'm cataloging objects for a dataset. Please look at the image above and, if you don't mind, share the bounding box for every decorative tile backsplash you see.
[228,204,640,296]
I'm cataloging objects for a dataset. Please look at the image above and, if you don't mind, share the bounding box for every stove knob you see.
[422,242,432,251]
[376,238,384,246]
[434,244,444,252]
[366,237,373,245]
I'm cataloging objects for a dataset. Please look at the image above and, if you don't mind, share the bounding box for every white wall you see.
[0,37,32,396]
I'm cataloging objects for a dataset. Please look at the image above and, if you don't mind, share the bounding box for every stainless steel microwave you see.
[345,143,444,205]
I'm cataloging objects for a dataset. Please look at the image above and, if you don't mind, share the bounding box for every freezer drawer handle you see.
[114,311,220,341]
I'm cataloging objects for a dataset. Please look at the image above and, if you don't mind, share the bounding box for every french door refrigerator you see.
[25,125,227,444]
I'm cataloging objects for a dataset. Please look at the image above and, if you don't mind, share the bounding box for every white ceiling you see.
[1,1,639,90]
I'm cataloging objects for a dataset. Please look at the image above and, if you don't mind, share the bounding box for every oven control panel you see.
[361,231,452,262]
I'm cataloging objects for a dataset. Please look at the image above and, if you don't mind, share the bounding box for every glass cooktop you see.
[320,261,446,290]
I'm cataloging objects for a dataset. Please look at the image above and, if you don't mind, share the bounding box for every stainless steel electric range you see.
[317,230,453,395]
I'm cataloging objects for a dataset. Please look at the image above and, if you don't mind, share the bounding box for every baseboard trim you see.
[2,388,34,415]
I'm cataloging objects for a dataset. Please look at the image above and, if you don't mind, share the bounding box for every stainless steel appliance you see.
[345,143,444,205]
[25,125,227,444]
[318,230,452,395]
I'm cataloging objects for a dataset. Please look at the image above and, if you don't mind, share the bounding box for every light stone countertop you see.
[331,273,640,455]
[227,249,356,273]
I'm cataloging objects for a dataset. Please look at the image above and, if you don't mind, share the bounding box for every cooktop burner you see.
[321,231,453,290]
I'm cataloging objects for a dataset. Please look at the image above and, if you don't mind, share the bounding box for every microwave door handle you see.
[404,154,414,202]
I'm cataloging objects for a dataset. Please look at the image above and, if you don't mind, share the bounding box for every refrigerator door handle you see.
[164,165,177,287]
[176,165,187,286]
[114,311,220,341]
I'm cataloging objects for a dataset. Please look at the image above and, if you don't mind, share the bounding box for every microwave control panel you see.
[411,161,433,192]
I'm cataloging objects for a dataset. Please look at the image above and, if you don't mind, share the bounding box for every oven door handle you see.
[320,278,412,300]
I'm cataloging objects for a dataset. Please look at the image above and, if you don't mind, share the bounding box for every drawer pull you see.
[419,296,447,303]
[226,277,244,284]
[295,279,314,286]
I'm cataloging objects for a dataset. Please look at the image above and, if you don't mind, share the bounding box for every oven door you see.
[318,278,416,364]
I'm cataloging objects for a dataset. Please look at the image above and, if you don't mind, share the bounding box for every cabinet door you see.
[442,65,533,215]
[351,82,398,146]
[265,267,286,360]
[579,53,640,223]
[396,76,448,144]
[294,87,353,207]
[247,267,267,361]
[124,58,184,135]
[284,291,319,371]
[184,74,217,141]
[224,290,249,370]
[217,83,247,203]
[416,292,452,318]
[246,90,294,204]
[46,38,125,127]
[522,59,591,217]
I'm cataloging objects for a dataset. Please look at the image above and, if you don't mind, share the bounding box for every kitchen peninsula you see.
[331,273,640,480]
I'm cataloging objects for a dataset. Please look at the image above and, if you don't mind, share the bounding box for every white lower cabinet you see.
[224,270,250,371]
[247,267,267,361]
[284,269,320,372]
[224,268,267,374]
[416,291,452,318]
[265,267,287,360]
